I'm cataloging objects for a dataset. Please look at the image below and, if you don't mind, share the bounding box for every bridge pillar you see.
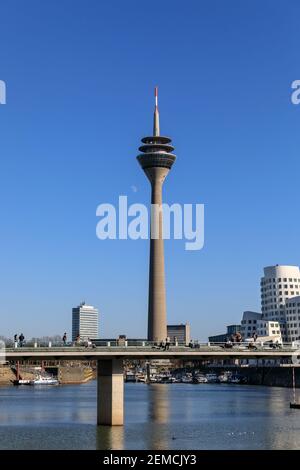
[97,359,124,426]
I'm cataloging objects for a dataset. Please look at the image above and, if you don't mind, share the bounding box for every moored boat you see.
[205,373,218,383]
[125,371,137,382]
[12,379,33,386]
[33,374,59,385]
[136,373,147,383]
[218,375,228,383]
[194,374,208,383]
[228,374,242,384]
[181,374,193,383]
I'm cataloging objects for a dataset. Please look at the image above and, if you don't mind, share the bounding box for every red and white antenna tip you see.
[154,86,158,107]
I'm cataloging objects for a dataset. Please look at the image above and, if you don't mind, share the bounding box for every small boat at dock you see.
[125,371,137,382]
[12,362,33,385]
[13,379,33,386]
[205,373,218,383]
[32,374,59,385]
[194,374,208,383]
[181,374,193,383]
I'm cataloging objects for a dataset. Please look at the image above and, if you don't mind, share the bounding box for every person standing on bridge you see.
[164,336,171,351]
[19,333,24,347]
[62,332,67,346]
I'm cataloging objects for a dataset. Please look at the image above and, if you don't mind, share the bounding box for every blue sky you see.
[0,0,299,340]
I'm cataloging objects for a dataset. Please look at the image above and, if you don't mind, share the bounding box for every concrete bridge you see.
[4,345,299,425]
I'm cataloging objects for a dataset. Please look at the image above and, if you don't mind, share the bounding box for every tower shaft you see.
[147,168,169,342]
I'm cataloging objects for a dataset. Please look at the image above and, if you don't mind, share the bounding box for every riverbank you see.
[0,365,35,385]
[0,363,95,386]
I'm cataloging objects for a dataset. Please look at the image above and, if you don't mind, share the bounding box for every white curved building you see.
[261,265,300,342]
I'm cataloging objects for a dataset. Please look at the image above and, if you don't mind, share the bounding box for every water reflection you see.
[147,384,170,423]
[146,384,170,449]
[0,382,300,450]
[96,426,124,450]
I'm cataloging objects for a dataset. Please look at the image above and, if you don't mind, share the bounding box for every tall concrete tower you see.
[137,88,176,342]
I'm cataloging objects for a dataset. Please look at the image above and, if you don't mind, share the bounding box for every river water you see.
[0,381,299,449]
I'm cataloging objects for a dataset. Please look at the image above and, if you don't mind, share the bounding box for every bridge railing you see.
[3,339,300,351]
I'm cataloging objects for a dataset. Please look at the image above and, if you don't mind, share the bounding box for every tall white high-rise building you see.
[261,265,300,342]
[72,302,99,341]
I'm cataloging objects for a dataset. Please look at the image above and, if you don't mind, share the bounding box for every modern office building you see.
[257,320,281,337]
[208,324,241,343]
[261,265,300,341]
[240,311,262,339]
[285,296,300,342]
[211,266,300,344]
[241,311,281,339]
[72,302,99,341]
[137,88,176,342]
[167,323,190,345]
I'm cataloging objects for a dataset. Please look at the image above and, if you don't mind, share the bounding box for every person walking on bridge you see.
[164,336,171,351]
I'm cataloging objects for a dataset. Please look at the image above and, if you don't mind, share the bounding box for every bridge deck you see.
[3,345,299,360]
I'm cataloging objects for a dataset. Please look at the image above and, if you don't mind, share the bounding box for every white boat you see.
[181,375,193,383]
[205,373,218,383]
[158,374,174,383]
[218,372,232,383]
[167,376,177,383]
[136,373,147,383]
[32,374,59,385]
[125,371,136,382]
[149,376,158,383]
[228,375,241,384]
[195,374,208,383]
